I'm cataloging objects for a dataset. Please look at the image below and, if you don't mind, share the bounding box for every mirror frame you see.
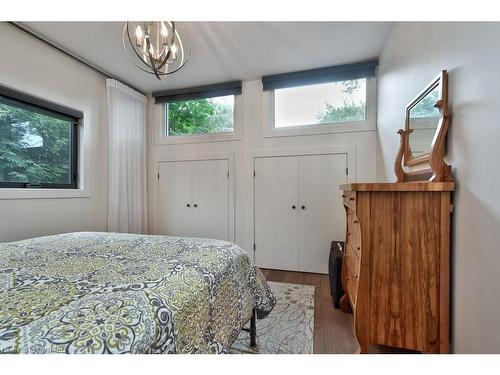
[404,70,448,166]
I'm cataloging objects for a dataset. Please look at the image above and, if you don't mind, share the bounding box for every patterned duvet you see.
[0,232,275,354]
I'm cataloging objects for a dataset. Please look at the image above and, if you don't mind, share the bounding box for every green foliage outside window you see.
[409,87,439,118]
[0,103,72,184]
[316,100,366,123]
[316,80,366,124]
[167,96,234,136]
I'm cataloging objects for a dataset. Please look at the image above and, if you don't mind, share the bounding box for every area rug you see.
[230,281,314,354]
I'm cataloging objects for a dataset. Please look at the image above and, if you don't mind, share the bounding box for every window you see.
[0,94,78,189]
[262,60,377,136]
[166,94,235,136]
[274,78,367,128]
[152,80,242,143]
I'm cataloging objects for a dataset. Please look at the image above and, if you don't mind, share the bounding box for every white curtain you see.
[106,79,148,234]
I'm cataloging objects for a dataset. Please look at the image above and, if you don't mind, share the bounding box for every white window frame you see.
[262,76,377,138]
[154,94,243,145]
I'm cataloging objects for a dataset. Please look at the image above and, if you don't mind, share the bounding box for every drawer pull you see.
[354,220,359,224]
[357,247,361,250]
[342,194,347,198]
[349,197,355,201]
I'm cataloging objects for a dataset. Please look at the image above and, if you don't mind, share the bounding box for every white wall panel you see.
[0,23,108,242]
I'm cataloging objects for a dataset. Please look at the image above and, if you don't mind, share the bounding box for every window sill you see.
[262,121,377,138]
[154,131,242,145]
[0,188,90,200]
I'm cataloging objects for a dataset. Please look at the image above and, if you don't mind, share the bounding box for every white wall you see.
[147,79,378,257]
[0,23,108,241]
[377,22,500,353]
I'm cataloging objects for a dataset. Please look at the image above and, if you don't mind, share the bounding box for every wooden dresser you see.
[340,182,454,353]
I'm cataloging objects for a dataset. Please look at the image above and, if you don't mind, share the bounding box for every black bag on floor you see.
[328,240,345,308]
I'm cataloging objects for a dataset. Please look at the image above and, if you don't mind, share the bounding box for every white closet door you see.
[158,161,193,237]
[192,159,229,241]
[298,154,347,273]
[254,156,299,271]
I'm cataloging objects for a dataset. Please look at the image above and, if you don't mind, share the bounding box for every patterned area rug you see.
[230,281,314,354]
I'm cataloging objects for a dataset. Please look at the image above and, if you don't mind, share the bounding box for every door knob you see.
[301,205,306,210]
[292,205,296,209]
[186,203,190,207]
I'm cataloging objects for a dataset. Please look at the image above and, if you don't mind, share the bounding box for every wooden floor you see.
[261,268,358,354]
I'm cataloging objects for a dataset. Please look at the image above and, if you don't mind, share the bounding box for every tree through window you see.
[274,78,367,128]
[166,95,235,136]
[0,97,78,188]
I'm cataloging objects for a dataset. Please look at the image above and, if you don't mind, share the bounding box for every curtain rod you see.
[6,22,148,96]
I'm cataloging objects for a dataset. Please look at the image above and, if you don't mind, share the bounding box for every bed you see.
[0,232,275,354]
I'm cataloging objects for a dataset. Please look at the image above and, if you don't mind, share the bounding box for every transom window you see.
[262,61,377,135]
[166,94,235,136]
[274,78,367,128]
[0,92,79,189]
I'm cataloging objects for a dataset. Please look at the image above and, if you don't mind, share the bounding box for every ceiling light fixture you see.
[122,22,190,80]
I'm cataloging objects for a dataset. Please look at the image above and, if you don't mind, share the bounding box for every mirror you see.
[404,71,448,166]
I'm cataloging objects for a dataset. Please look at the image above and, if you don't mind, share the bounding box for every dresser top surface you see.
[340,182,455,192]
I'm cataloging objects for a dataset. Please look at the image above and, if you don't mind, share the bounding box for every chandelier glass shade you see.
[122,21,189,80]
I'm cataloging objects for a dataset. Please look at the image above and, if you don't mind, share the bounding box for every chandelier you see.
[122,22,189,80]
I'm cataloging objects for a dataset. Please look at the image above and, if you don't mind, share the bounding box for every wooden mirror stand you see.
[394,73,453,183]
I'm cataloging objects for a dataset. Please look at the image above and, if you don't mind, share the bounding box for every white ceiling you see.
[19,22,393,95]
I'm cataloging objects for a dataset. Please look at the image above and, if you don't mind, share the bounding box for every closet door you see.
[192,159,229,241]
[254,156,299,271]
[158,161,193,237]
[298,154,347,273]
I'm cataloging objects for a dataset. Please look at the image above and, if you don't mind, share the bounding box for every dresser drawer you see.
[349,240,361,260]
[344,195,361,314]
[346,212,362,259]
[344,249,360,279]
[345,268,359,308]
[342,191,356,210]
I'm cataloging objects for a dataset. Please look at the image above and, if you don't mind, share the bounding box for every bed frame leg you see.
[250,309,257,348]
